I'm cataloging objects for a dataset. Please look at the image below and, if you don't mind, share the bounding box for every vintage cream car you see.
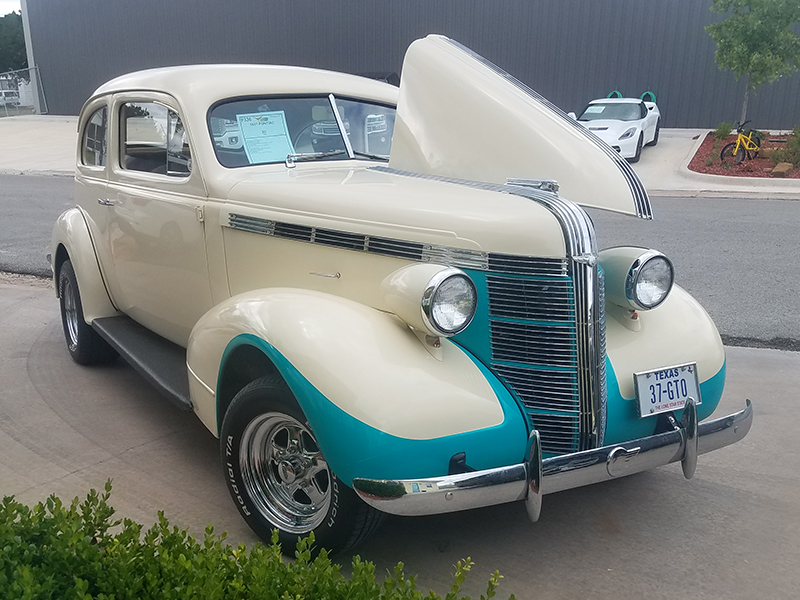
[52,35,752,553]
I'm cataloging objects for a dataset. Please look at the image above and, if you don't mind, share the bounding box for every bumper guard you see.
[352,398,752,521]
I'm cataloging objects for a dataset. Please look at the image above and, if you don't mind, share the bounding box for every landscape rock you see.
[772,162,795,177]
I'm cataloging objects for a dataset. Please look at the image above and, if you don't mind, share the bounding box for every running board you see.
[92,316,193,412]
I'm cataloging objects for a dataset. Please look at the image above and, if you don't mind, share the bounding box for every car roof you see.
[91,64,399,108]
[588,97,644,104]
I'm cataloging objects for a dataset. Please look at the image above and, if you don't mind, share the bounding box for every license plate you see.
[634,363,701,418]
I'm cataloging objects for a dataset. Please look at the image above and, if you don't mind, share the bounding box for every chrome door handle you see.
[97,198,115,206]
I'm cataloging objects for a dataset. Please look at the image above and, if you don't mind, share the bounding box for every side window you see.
[82,107,107,167]
[120,101,191,176]
[640,103,647,119]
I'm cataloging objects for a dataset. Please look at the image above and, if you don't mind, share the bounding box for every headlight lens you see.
[626,253,674,310]
[619,127,636,140]
[422,270,477,335]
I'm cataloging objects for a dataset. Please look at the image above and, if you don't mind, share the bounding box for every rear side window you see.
[120,101,191,176]
[82,107,107,167]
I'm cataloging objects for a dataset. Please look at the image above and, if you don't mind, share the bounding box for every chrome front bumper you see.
[352,399,752,521]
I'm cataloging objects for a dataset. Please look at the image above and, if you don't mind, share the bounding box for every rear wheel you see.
[720,142,737,163]
[220,376,383,554]
[58,260,118,365]
[646,119,660,146]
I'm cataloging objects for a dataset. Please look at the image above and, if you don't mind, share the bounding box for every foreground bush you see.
[0,482,512,600]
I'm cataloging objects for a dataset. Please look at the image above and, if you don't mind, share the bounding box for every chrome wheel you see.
[240,412,331,534]
[62,276,80,350]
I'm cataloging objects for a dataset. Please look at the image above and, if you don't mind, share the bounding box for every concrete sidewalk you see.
[1,115,799,198]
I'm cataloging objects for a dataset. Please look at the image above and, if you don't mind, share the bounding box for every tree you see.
[0,10,27,73]
[706,0,800,125]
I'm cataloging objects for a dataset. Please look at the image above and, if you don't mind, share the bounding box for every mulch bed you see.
[687,132,799,178]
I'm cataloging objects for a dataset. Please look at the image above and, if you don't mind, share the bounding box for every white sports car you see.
[573,98,661,162]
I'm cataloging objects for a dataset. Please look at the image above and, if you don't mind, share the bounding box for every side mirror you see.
[567,112,577,120]
[648,106,654,111]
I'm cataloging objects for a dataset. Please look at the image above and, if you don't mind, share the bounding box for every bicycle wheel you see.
[747,136,761,160]
[720,143,737,163]
[734,146,746,165]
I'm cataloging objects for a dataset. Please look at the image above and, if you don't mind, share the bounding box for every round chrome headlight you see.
[626,251,674,310]
[421,269,477,336]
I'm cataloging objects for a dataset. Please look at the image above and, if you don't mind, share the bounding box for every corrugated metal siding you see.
[24,0,800,128]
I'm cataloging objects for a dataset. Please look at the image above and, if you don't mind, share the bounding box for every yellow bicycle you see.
[720,120,761,165]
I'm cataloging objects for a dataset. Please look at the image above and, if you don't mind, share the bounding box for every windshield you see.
[209,95,396,168]
[578,102,641,122]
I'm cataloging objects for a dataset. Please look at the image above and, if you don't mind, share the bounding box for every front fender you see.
[51,208,117,323]
[187,288,528,484]
[604,285,726,443]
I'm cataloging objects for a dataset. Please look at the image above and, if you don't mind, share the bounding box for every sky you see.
[0,0,21,17]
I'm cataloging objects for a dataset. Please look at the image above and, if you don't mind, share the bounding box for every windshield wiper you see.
[352,150,389,161]
[285,149,389,168]
[285,150,348,168]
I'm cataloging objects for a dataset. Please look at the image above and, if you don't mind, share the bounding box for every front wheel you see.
[629,133,643,163]
[58,259,118,365]
[747,135,761,160]
[220,376,383,554]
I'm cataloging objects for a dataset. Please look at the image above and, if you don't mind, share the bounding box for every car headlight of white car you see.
[618,127,637,141]
[599,247,674,311]
[382,264,478,336]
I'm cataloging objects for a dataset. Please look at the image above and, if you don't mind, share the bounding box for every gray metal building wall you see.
[23,0,800,128]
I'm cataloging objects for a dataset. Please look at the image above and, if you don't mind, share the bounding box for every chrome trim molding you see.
[353,400,753,519]
[227,212,560,277]
[443,36,652,220]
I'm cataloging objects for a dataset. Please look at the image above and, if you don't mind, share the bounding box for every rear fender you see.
[187,288,528,483]
[51,207,118,322]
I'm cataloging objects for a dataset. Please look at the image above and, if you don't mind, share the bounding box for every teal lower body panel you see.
[604,356,726,445]
[221,335,529,487]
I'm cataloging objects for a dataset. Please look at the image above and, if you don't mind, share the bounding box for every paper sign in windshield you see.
[584,105,606,114]
[236,111,295,164]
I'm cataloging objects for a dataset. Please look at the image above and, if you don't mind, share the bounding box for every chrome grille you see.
[486,271,581,455]
[528,413,581,454]
[492,364,577,411]
[488,254,568,277]
[487,276,573,321]
[490,321,576,368]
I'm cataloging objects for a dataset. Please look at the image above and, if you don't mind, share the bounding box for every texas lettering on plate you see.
[634,363,701,417]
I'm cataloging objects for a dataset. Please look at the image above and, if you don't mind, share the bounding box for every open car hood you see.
[388,35,652,219]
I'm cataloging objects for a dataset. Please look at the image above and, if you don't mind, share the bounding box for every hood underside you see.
[388,35,652,219]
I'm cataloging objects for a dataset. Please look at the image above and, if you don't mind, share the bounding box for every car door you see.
[103,93,213,346]
[75,100,115,283]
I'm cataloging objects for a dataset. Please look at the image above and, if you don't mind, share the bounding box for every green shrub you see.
[0,482,513,600]
[713,121,734,140]
[771,126,800,166]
